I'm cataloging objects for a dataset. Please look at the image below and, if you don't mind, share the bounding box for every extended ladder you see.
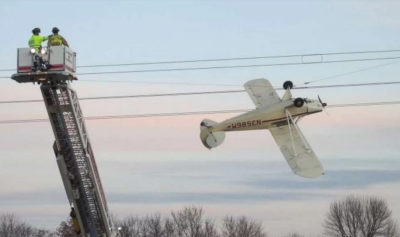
[41,82,116,237]
[11,45,118,236]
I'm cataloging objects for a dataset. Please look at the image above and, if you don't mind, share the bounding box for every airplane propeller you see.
[318,95,329,115]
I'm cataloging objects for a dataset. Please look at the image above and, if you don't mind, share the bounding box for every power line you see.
[50,56,400,76]
[1,100,399,125]
[0,90,242,104]
[77,80,253,86]
[328,101,400,107]
[1,56,400,79]
[301,60,400,85]
[1,48,400,72]
[77,60,400,87]
[0,81,399,105]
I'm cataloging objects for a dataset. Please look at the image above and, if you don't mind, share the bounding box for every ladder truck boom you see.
[11,46,118,237]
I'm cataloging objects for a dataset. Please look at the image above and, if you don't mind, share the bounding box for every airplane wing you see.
[244,79,281,108]
[268,121,324,178]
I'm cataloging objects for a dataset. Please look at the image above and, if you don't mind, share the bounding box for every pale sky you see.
[0,0,400,236]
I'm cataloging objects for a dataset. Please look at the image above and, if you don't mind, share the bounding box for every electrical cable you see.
[1,48,400,72]
[300,60,400,85]
[35,58,400,87]
[1,56,400,79]
[1,100,399,124]
[0,81,399,105]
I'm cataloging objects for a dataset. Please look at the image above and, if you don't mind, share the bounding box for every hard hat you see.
[32,28,40,34]
[52,27,60,33]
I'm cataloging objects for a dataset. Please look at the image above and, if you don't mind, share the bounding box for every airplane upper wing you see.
[244,79,281,108]
[268,121,324,178]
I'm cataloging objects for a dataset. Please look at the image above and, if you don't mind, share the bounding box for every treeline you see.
[114,206,267,237]
[0,213,55,237]
[0,195,399,237]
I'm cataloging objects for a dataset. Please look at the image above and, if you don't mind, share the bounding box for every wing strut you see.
[285,109,311,155]
[294,116,303,124]
[285,109,298,157]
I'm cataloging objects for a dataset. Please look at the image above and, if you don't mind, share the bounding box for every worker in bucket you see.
[28,28,51,52]
[48,27,69,47]
[28,28,52,72]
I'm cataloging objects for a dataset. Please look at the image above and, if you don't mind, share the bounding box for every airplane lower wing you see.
[244,79,281,108]
[268,121,324,178]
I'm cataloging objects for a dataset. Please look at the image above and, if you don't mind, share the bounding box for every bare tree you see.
[144,214,165,237]
[0,213,55,237]
[116,214,179,237]
[36,228,57,237]
[117,216,142,237]
[139,218,150,237]
[164,217,175,237]
[170,206,219,237]
[109,212,121,230]
[14,222,36,237]
[171,206,204,237]
[221,216,236,237]
[323,195,400,237]
[201,219,219,237]
[221,215,267,237]
[284,233,304,237]
[0,213,20,237]
[54,218,80,237]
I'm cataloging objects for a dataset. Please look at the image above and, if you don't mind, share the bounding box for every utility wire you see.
[301,60,400,85]
[29,58,400,87]
[1,100,399,125]
[0,90,243,104]
[77,80,253,86]
[48,56,400,76]
[1,48,400,72]
[0,81,399,105]
[1,56,400,79]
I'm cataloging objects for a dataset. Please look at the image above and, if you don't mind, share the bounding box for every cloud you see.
[0,188,327,208]
[0,189,67,207]
[2,159,398,208]
[91,156,400,198]
[244,169,400,191]
[0,170,330,207]
[106,191,328,204]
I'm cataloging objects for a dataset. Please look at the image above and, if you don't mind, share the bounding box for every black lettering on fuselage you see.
[230,119,262,130]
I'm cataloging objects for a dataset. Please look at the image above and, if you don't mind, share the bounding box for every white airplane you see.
[199,78,327,178]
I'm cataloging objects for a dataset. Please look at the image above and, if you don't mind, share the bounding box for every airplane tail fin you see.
[200,119,225,149]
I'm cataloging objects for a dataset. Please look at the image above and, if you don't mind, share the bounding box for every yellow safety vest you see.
[28,35,48,50]
[49,35,64,46]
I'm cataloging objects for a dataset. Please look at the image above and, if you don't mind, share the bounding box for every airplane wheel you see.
[283,81,293,90]
[294,98,304,107]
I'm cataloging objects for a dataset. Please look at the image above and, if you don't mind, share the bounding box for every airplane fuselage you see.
[210,99,323,132]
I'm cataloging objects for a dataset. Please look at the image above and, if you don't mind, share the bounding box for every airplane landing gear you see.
[283,81,293,90]
[294,98,304,107]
